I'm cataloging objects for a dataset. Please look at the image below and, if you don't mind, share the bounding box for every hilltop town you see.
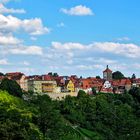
[0,65,139,99]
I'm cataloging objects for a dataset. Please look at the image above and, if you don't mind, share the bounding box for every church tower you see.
[103,65,112,81]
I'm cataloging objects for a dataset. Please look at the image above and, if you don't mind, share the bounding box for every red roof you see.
[42,75,54,81]
[112,79,131,87]
[79,78,103,89]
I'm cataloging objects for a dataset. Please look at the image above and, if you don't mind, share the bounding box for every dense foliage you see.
[112,71,125,80]
[0,78,23,97]
[0,72,4,76]
[0,87,140,140]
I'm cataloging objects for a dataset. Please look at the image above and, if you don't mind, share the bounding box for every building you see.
[100,81,113,93]
[65,80,75,92]
[28,80,57,93]
[112,79,132,94]
[132,78,140,87]
[103,65,112,81]
[5,72,28,91]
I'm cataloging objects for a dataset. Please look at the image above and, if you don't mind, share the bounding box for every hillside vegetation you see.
[0,88,140,140]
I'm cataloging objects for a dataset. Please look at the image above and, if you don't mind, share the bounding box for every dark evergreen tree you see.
[0,78,22,97]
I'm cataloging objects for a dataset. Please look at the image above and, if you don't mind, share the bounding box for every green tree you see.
[48,72,53,76]
[53,73,59,77]
[77,90,87,98]
[131,73,136,79]
[96,76,101,79]
[92,87,97,95]
[0,78,22,97]
[112,71,124,80]
[129,87,140,103]
[0,72,4,76]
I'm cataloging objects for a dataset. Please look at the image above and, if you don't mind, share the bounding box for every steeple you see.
[107,65,108,69]
[103,65,112,81]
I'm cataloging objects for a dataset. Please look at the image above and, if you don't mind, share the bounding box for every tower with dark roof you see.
[103,65,112,81]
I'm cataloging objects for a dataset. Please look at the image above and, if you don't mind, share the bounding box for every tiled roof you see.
[132,78,140,83]
[42,75,54,81]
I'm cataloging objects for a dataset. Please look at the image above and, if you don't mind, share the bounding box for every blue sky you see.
[0,0,140,78]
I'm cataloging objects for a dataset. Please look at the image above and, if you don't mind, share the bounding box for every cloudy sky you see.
[0,0,140,77]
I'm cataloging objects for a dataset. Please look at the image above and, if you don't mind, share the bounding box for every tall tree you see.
[112,71,124,80]
[0,78,22,97]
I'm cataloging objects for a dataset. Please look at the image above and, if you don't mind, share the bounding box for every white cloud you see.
[0,14,50,35]
[8,46,43,55]
[92,42,140,58]
[61,5,94,16]
[77,64,104,70]
[23,18,50,35]
[52,42,85,50]
[0,4,25,14]
[51,41,140,58]
[86,57,117,64]
[40,41,140,76]
[0,59,9,65]
[116,37,130,41]
[16,67,35,73]
[0,34,21,45]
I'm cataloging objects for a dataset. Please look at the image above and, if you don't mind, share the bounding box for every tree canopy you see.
[0,78,23,97]
[0,72,4,76]
[0,87,140,139]
[112,71,125,80]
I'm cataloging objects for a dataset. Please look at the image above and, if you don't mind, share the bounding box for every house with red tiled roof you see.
[5,72,28,91]
[132,78,140,87]
[111,78,132,94]
[78,78,104,93]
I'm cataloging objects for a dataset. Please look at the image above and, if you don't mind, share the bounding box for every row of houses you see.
[0,66,140,94]
[0,72,75,94]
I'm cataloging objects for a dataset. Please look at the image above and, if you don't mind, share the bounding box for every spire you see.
[107,65,109,69]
